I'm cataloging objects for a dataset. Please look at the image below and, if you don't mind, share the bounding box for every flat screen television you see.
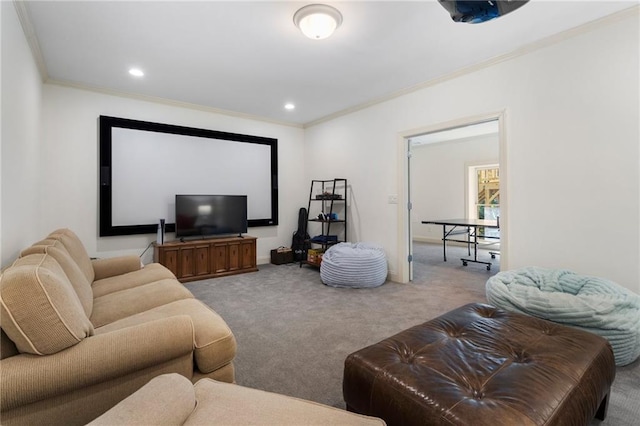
[175,194,248,238]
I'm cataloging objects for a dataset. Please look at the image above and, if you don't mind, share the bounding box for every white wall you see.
[304,11,639,293]
[411,134,499,241]
[1,2,43,267]
[39,85,306,264]
[4,5,638,293]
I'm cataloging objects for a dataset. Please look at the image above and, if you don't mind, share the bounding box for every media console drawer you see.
[154,236,257,282]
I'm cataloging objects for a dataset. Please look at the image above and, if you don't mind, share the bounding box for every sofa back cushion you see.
[21,240,93,317]
[48,229,95,284]
[0,253,94,355]
[19,238,58,257]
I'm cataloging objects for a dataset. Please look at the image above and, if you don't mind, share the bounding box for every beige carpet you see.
[186,242,639,425]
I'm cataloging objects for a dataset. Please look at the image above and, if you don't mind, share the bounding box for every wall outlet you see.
[388,195,398,204]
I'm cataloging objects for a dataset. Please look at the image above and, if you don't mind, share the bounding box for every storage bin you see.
[270,247,294,265]
[307,249,324,267]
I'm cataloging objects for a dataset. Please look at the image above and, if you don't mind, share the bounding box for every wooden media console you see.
[154,236,257,283]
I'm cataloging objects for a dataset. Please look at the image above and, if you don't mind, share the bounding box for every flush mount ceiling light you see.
[293,4,342,40]
[128,68,144,77]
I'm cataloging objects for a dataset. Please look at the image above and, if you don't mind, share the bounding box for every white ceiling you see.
[21,1,637,127]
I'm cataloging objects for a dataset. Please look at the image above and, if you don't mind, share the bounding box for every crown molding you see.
[303,4,640,129]
[13,0,48,82]
[13,0,637,130]
[44,79,304,129]
[13,0,302,129]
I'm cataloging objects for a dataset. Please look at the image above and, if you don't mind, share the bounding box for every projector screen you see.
[99,116,278,236]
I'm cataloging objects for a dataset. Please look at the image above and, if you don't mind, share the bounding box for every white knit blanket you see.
[486,267,640,366]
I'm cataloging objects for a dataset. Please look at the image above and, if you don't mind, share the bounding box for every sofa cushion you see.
[90,279,194,328]
[92,263,177,298]
[0,254,93,355]
[87,374,196,426]
[91,255,143,281]
[19,238,59,257]
[95,299,236,374]
[48,228,95,284]
[46,246,94,317]
[21,239,93,317]
[89,374,384,426]
[22,239,94,317]
[186,378,385,425]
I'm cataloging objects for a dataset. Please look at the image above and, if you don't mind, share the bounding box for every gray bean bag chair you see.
[486,267,640,366]
[320,243,387,288]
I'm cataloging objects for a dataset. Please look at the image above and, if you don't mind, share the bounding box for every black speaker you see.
[100,166,110,186]
[157,219,165,244]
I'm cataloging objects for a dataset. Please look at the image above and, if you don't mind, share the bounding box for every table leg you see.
[442,225,447,262]
[473,225,478,261]
[461,225,493,270]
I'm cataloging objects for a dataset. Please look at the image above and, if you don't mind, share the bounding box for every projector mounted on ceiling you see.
[439,0,529,23]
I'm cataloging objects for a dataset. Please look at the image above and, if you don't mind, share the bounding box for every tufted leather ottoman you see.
[343,303,616,426]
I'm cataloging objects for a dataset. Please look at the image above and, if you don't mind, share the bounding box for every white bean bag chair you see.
[486,267,640,366]
[320,243,387,288]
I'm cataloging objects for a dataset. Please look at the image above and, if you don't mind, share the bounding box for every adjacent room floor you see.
[411,240,500,282]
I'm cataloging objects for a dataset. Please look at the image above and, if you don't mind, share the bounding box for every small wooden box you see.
[271,247,294,265]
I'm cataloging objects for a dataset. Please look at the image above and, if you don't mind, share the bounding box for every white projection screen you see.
[99,116,278,236]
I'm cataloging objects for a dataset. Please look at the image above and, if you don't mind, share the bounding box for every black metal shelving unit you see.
[302,178,347,267]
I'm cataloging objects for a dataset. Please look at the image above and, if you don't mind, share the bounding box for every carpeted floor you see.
[186,242,639,425]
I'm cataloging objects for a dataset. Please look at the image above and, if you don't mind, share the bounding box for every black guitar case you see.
[292,207,311,261]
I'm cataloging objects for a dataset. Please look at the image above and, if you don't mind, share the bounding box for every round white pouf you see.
[320,242,387,288]
[486,266,640,366]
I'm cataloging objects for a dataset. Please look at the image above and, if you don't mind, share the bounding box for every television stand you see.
[154,235,257,283]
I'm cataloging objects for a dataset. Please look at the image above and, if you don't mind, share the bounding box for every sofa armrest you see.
[92,255,142,280]
[0,315,195,411]
[88,374,196,425]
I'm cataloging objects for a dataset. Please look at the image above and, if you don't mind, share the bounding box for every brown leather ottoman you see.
[343,303,616,426]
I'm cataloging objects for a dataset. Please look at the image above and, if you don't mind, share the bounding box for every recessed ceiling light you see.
[129,68,144,77]
[284,103,296,110]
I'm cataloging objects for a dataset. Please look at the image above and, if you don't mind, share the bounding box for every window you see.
[469,164,499,238]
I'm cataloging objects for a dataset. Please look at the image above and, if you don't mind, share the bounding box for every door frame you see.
[395,110,509,283]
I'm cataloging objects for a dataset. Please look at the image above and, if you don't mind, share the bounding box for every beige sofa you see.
[89,373,385,425]
[0,229,236,426]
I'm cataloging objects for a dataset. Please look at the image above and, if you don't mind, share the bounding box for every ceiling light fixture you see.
[284,103,296,110]
[293,4,342,40]
[128,68,144,77]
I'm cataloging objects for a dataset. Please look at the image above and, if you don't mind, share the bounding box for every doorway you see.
[397,112,507,283]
